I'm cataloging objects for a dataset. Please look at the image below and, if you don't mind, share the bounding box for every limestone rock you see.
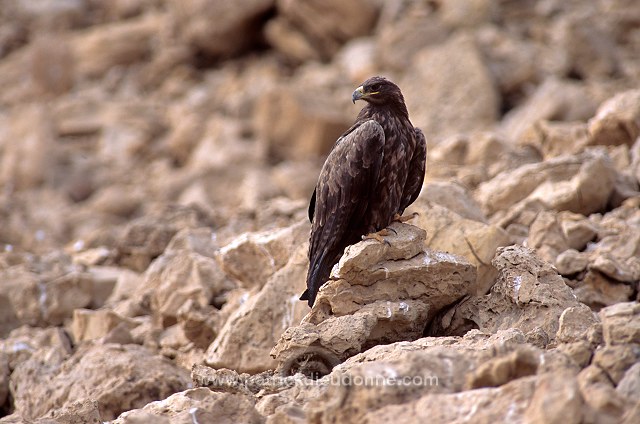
[217,220,310,289]
[272,223,476,376]
[556,304,600,344]
[477,148,617,218]
[588,89,640,147]
[206,244,309,374]
[113,388,263,424]
[10,343,190,421]
[600,302,640,346]
[172,0,274,60]
[432,245,583,346]
[401,33,499,140]
[71,308,137,344]
[408,203,510,295]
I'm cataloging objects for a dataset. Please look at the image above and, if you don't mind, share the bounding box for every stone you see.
[523,372,584,424]
[268,0,380,62]
[172,0,274,60]
[272,223,476,376]
[476,148,617,218]
[574,271,634,310]
[417,181,487,223]
[599,302,640,346]
[527,211,570,264]
[71,13,162,78]
[556,304,601,344]
[408,203,510,295]
[500,77,597,143]
[10,343,190,421]
[433,246,583,346]
[71,308,137,343]
[617,363,640,402]
[113,388,263,424]
[206,244,309,374]
[588,89,640,147]
[560,212,598,251]
[217,220,309,289]
[592,344,640,384]
[401,33,499,141]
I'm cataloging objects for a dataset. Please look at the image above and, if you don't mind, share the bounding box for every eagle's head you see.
[352,76,404,107]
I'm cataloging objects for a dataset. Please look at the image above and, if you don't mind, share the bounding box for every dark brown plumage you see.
[300,76,427,307]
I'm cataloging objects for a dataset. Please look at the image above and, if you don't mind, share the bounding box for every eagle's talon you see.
[393,212,419,223]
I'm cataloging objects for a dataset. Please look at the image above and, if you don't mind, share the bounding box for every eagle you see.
[300,76,427,307]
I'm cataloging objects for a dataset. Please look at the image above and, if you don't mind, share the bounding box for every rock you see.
[527,211,570,264]
[71,13,162,78]
[574,271,635,310]
[578,364,629,424]
[500,78,597,143]
[417,181,487,223]
[10,343,190,421]
[521,120,591,159]
[401,33,499,140]
[0,352,9,409]
[116,205,214,272]
[272,223,476,375]
[599,302,640,346]
[476,148,617,218]
[556,304,601,345]
[432,246,583,346]
[30,35,75,96]
[171,0,274,61]
[268,0,380,62]
[253,80,355,162]
[617,362,640,402]
[113,387,263,424]
[559,212,598,250]
[588,89,640,147]
[0,326,73,372]
[593,344,640,384]
[0,105,55,191]
[523,372,584,424]
[408,203,510,295]
[217,220,310,289]
[139,247,235,328]
[206,244,309,373]
[71,308,137,343]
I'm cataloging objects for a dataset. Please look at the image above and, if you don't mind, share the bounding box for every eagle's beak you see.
[352,86,364,104]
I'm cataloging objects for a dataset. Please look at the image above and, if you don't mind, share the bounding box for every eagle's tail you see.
[301,250,333,307]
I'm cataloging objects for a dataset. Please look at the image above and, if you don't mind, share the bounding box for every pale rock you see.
[588,89,640,147]
[10,343,190,421]
[269,0,380,62]
[335,38,379,84]
[578,365,629,424]
[500,78,597,143]
[254,82,355,162]
[574,271,634,310]
[0,105,55,191]
[408,203,510,295]
[171,0,274,60]
[106,268,143,304]
[440,0,497,28]
[593,344,640,384]
[272,223,476,375]
[523,372,584,424]
[617,363,640,402]
[113,388,263,424]
[206,244,309,374]
[527,211,570,264]
[416,181,487,223]
[140,249,234,327]
[217,220,310,289]
[556,249,590,275]
[476,148,616,218]
[71,13,162,78]
[71,308,137,343]
[556,304,600,344]
[402,33,499,140]
[30,35,75,96]
[363,377,536,424]
[521,120,590,159]
[116,205,214,272]
[176,299,218,349]
[433,246,583,346]
[87,185,143,218]
[599,302,640,346]
[0,326,73,371]
[559,211,598,250]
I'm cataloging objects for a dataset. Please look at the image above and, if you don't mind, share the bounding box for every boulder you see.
[10,343,190,421]
[588,89,640,147]
[401,33,499,141]
[272,223,476,376]
[217,219,309,289]
[206,243,309,374]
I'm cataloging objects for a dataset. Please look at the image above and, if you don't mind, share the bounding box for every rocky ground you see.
[1,0,639,423]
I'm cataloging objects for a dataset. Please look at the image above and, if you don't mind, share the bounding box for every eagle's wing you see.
[301,120,385,306]
[399,127,427,213]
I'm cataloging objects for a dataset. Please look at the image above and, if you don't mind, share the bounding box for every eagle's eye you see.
[370,83,381,92]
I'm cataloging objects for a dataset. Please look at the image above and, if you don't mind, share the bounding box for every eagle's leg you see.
[392,212,419,223]
[362,228,393,245]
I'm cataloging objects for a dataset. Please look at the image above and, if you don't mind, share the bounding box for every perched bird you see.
[300,76,427,307]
